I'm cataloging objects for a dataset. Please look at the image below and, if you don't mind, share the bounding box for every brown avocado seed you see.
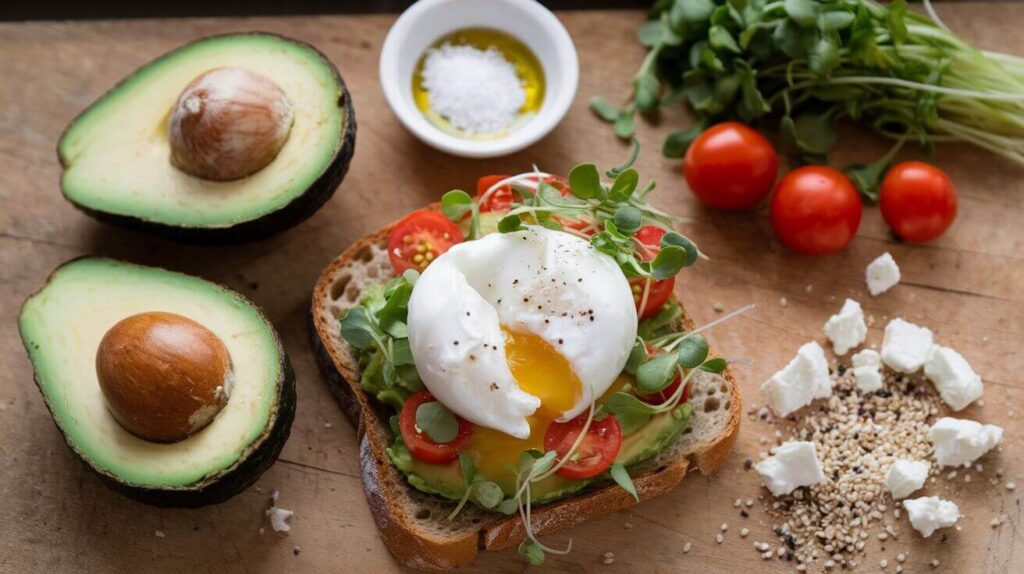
[168,67,293,181]
[95,311,233,443]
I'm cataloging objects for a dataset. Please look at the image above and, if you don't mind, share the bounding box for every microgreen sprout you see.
[596,0,1024,197]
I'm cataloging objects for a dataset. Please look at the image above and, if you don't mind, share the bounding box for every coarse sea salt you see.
[421,43,525,135]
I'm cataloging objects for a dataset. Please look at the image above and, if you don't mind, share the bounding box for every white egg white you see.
[406,226,637,439]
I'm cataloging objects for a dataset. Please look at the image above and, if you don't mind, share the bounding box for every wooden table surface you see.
[1,6,1021,573]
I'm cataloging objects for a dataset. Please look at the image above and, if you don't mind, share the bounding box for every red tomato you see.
[684,122,778,210]
[880,161,957,242]
[636,345,692,406]
[629,225,675,320]
[387,210,463,274]
[474,174,571,213]
[770,166,862,255]
[399,391,474,464]
[543,413,623,479]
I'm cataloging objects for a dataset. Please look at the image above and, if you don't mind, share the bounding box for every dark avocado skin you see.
[21,257,297,508]
[57,32,357,245]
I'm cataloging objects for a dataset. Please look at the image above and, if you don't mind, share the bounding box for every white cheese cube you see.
[755,441,826,496]
[866,252,901,296]
[851,349,883,393]
[881,318,934,373]
[823,298,867,355]
[885,459,930,499]
[924,346,983,411]
[903,496,960,538]
[760,342,832,416]
[929,417,1003,467]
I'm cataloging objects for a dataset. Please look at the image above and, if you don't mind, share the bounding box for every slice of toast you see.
[309,211,742,572]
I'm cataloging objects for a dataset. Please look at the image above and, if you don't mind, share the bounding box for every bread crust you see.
[309,212,742,571]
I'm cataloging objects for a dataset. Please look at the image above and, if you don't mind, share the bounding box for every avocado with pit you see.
[58,33,356,243]
[18,257,295,507]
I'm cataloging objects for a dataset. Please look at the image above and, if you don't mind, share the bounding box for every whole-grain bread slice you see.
[309,211,742,572]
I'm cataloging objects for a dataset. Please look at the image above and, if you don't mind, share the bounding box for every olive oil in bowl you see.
[412,28,545,140]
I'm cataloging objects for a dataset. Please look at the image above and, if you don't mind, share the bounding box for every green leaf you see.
[844,161,890,203]
[637,300,683,340]
[773,18,815,59]
[391,338,415,366]
[663,124,705,158]
[792,110,838,155]
[708,25,740,54]
[625,339,648,375]
[701,357,728,373]
[650,245,686,280]
[441,189,473,221]
[378,281,413,338]
[735,61,770,121]
[590,96,621,123]
[607,139,641,178]
[634,72,661,112]
[637,19,665,48]
[809,31,840,77]
[636,353,679,394]
[519,539,545,566]
[415,401,458,443]
[531,451,558,476]
[670,0,715,33]
[388,414,401,436]
[784,0,819,28]
[676,334,709,368]
[817,10,854,31]
[496,498,519,515]
[610,463,640,502]
[472,481,503,509]
[613,206,643,234]
[459,453,476,488]
[605,392,657,435]
[498,214,523,233]
[614,112,635,139]
[660,232,699,267]
[568,163,603,200]
[338,307,381,350]
[609,168,640,201]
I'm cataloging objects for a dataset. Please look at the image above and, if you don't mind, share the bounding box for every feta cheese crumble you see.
[885,459,930,499]
[866,252,901,296]
[881,318,934,373]
[760,342,832,416]
[823,298,867,355]
[851,349,883,393]
[929,417,1003,467]
[903,496,960,538]
[755,441,826,496]
[924,346,983,411]
[420,43,525,135]
[266,507,294,532]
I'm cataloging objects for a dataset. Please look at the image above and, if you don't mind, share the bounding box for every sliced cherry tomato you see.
[637,345,691,405]
[629,225,675,320]
[684,122,778,210]
[880,161,957,242]
[770,166,862,255]
[399,391,474,464]
[543,413,623,479]
[474,174,571,213]
[387,210,463,274]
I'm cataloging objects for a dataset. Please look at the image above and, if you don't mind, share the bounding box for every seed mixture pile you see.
[751,368,944,570]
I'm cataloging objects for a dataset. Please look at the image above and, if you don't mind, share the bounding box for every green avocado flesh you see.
[19,258,288,490]
[58,33,348,230]
[389,407,691,504]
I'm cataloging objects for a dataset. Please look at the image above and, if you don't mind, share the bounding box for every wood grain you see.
[1,6,1021,573]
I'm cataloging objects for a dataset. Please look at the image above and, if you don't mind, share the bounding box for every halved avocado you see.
[58,33,356,243]
[18,257,295,507]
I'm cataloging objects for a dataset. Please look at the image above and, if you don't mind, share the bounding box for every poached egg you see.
[407,226,637,477]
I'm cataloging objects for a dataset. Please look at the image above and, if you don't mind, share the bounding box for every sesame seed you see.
[1007,482,1016,491]
[734,498,742,508]
[715,533,724,544]
[880,559,888,568]
[721,523,729,531]
[740,528,749,538]
[896,553,905,562]
[683,542,692,553]
[624,522,633,530]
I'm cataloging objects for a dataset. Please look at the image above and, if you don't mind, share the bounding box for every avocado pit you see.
[168,67,293,181]
[95,311,233,443]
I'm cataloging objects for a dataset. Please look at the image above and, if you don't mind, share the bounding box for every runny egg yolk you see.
[466,327,582,479]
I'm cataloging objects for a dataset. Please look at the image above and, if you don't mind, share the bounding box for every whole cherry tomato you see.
[880,161,957,242]
[684,122,778,210]
[771,166,862,255]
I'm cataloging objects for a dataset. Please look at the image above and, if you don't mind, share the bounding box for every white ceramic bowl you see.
[379,0,579,158]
